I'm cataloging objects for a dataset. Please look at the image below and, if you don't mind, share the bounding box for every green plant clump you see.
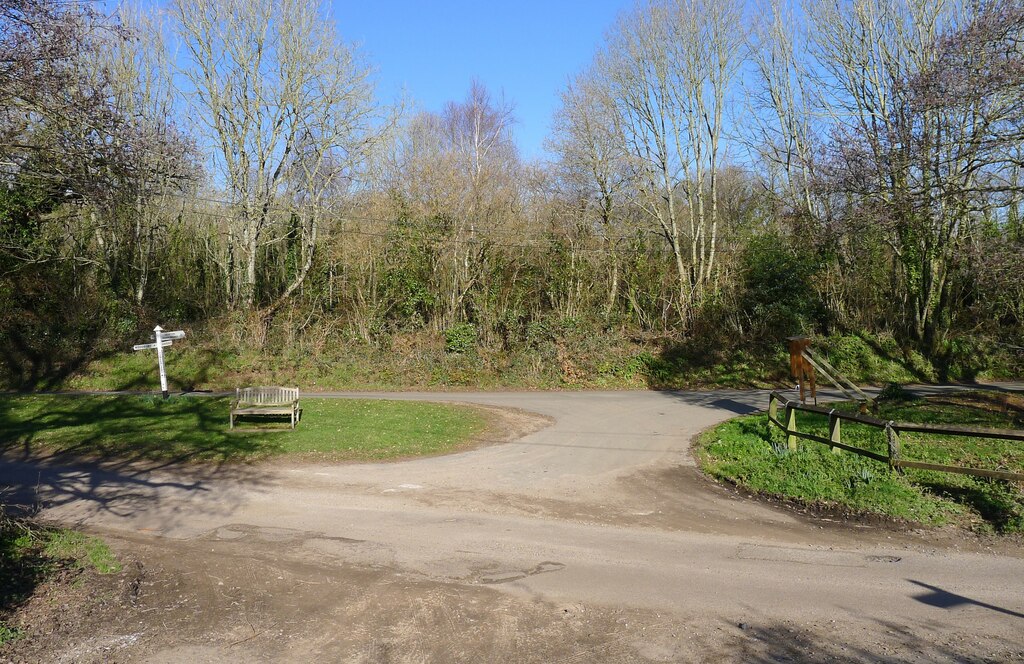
[42,530,121,575]
[0,621,22,646]
[444,322,478,354]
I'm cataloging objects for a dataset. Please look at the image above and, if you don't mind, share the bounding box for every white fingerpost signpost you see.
[132,325,186,399]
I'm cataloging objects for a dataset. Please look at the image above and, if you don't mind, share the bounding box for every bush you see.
[444,322,477,354]
[737,233,826,345]
[878,382,913,402]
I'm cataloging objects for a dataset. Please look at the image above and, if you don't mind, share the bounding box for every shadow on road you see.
[0,455,268,529]
[716,616,1021,663]
[0,395,274,533]
[653,389,772,414]
[908,579,1024,619]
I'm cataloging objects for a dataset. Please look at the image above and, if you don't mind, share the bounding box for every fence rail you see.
[766,391,1024,483]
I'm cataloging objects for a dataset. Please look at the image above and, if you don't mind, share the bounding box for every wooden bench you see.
[230,386,301,429]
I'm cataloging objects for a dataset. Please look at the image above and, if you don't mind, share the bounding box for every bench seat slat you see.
[232,406,294,415]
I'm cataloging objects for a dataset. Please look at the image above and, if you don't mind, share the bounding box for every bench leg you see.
[230,413,234,429]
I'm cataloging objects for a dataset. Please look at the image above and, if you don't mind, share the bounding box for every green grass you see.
[3,525,120,577]
[41,530,121,574]
[697,391,1024,533]
[0,394,489,463]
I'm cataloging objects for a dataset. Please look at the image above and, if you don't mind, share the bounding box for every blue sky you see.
[331,1,630,161]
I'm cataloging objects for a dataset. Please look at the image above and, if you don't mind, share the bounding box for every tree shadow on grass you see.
[924,393,1024,426]
[109,346,223,393]
[642,336,788,392]
[913,477,1023,532]
[0,394,285,462]
[0,326,116,392]
[853,332,935,384]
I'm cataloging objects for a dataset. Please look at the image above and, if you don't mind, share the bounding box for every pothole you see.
[476,561,565,584]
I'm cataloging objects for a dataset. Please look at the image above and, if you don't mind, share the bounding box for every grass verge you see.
[0,394,489,463]
[696,390,1024,533]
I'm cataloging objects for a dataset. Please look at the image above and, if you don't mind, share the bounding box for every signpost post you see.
[132,325,186,399]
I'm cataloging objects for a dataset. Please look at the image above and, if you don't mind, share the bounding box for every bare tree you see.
[442,80,517,223]
[106,4,196,305]
[601,0,744,324]
[378,81,519,328]
[382,111,460,219]
[0,0,89,150]
[0,0,193,302]
[172,0,378,311]
[748,0,820,219]
[804,0,1008,354]
[548,66,631,313]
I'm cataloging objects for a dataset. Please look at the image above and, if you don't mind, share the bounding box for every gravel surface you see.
[2,385,1022,662]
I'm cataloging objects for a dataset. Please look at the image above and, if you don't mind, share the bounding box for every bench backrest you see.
[236,386,299,406]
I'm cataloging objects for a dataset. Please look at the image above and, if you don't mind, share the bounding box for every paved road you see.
[2,386,1023,662]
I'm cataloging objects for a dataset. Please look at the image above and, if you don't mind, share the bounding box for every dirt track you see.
[2,387,1023,662]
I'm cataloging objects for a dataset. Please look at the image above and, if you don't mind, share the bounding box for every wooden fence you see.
[767,391,1024,482]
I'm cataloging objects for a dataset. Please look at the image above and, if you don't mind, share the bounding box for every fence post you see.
[768,393,778,423]
[885,422,901,472]
[785,403,798,451]
[829,410,841,454]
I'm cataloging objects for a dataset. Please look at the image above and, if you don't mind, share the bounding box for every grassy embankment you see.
[0,517,120,646]
[53,329,1023,393]
[697,390,1024,533]
[0,395,489,463]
